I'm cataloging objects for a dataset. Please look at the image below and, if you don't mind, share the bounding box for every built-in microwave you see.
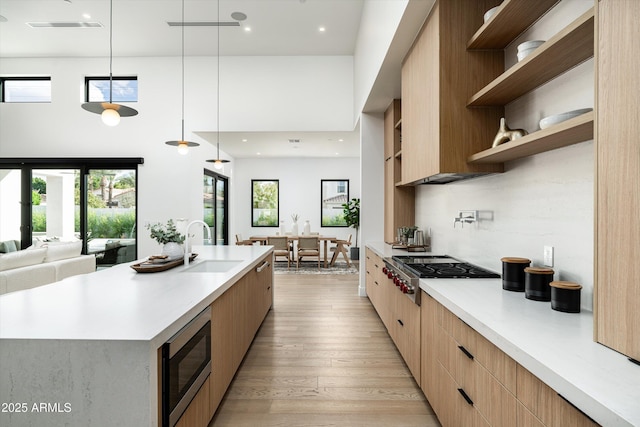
[162,307,211,427]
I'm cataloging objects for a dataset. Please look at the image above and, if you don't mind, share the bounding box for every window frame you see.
[0,76,52,103]
[84,76,138,103]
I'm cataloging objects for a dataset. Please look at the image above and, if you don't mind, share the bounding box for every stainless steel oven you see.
[162,307,211,427]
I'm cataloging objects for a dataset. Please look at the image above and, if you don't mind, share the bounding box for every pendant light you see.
[165,0,200,155]
[81,0,138,126]
[207,0,230,170]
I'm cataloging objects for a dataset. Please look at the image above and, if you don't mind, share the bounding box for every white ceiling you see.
[0,0,375,158]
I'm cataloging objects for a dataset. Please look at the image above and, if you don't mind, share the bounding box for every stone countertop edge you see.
[0,244,274,350]
[365,242,640,427]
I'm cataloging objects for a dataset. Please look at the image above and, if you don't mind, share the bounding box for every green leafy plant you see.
[146,219,185,244]
[342,198,360,247]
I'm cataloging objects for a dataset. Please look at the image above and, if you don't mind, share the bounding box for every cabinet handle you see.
[397,319,404,326]
[457,388,474,406]
[256,261,270,273]
[458,345,474,360]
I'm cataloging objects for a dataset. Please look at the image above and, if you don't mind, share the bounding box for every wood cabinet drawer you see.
[439,302,516,393]
[438,362,491,427]
[516,364,599,427]
[392,292,421,381]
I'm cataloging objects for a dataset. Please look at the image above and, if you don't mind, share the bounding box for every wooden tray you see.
[131,253,198,273]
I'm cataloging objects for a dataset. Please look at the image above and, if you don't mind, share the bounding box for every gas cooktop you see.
[391,255,500,279]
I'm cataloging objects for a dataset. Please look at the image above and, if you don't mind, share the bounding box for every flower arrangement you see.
[146,219,185,244]
[291,214,299,222]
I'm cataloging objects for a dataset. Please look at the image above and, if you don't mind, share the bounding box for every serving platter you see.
[131,253,198,273]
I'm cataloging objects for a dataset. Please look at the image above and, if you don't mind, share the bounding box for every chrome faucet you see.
[184,220,212,265]
[454,210,478,228]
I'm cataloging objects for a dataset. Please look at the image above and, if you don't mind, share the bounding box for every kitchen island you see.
[0,245,273,427]
[366,242,640,427]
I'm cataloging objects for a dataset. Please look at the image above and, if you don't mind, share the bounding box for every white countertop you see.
[366,243,640,427]
[0,245,272,347]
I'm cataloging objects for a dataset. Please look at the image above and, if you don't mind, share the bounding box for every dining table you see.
[249,235,336,267]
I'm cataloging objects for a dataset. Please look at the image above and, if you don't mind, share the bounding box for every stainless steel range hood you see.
[415,172,494,185]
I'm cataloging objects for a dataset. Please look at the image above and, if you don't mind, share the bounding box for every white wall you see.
[414,0,595,311]
[232,157,360,246]
[0,55,354,256]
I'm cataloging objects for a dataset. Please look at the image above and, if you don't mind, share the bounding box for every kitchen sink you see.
[182,260,243,273]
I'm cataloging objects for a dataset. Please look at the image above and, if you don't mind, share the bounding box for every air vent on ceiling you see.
[167,21,240,27]
[288,139,301,144]
[27,22,103,28]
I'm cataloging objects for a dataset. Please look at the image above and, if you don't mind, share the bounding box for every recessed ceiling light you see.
[256,152,261,155]
[244,26,251,32]
[338,138,344,142]
[231,12,247,21]
[242,139,248,142]
[319,26,326,32]
[82,13,91,19]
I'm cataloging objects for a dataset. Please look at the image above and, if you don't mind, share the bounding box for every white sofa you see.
[0,241,96,295]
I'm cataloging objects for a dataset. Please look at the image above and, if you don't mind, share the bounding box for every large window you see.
[321,179,349,227]
[251,180,279,227]
[1,77,51,103]
[204,169,228,245]
[85,76,138,103]
[0,158,142,267]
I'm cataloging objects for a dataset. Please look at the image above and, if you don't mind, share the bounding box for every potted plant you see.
[342,198,360,260]
[146,219,185,259]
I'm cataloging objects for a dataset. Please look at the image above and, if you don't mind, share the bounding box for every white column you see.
[358,112,385,296]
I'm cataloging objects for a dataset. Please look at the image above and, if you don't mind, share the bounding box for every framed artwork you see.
[321,179,349,227]
[251,179,279,227]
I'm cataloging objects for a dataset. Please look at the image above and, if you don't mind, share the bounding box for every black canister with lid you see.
[550,281,582,313]
[501,257,531,291]
[524,267,555,301]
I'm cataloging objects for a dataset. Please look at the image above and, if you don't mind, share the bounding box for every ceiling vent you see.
[167,21,239,27]
[288,139,301,144]
[27,22,103,28]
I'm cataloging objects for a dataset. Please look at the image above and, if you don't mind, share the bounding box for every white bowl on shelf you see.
[516,40,545,62]
[483,6,500,23]
[539,108,593,129]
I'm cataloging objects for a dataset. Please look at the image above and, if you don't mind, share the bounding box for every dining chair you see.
[296,236,320,269]
[329,234,352,267]
[268,236,291,269]
[235,234,253,246]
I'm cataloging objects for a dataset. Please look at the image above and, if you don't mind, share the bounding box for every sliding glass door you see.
[204,169,228,245]
[0,169,22,247]
[0,158,141,266]
[85,169,137,267]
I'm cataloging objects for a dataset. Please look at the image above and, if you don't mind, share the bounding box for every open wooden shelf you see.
[467,8,594,107]
[467,111,593,164]
[467,0,560,50]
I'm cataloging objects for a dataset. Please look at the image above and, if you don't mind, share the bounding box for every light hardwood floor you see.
[210,273,441,426]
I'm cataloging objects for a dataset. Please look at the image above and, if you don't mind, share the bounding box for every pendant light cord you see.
[181,0,186,140]
[217,0,221,158]
[108,0,113,103]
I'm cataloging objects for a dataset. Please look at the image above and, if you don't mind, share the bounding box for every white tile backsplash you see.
[416,140,594,311]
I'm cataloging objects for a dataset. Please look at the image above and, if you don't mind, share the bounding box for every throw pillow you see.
[0,240,18,253]
[44,241,83,262]
[0,247,47,272]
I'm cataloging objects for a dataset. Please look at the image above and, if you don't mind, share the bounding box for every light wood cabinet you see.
[466,3,595,165]
[594,0,640,363]
[210,252,273,418]
[383,100,414,243]
[365,248,420,383]
[516,365,598,427]
[400,0,503,185]
[425,294,597,427]
[436,302,517,427]
[175,376,211,427]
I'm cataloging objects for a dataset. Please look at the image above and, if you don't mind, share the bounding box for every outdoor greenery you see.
[252,180,278,226]
[85,211,136,239]
[322,213,346,226]
[342,198,360,247]
[32,190,41,205]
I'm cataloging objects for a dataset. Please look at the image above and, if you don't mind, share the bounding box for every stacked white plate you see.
[539,108,593,129]
[517,40,545,62]
[483,6,500,23]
